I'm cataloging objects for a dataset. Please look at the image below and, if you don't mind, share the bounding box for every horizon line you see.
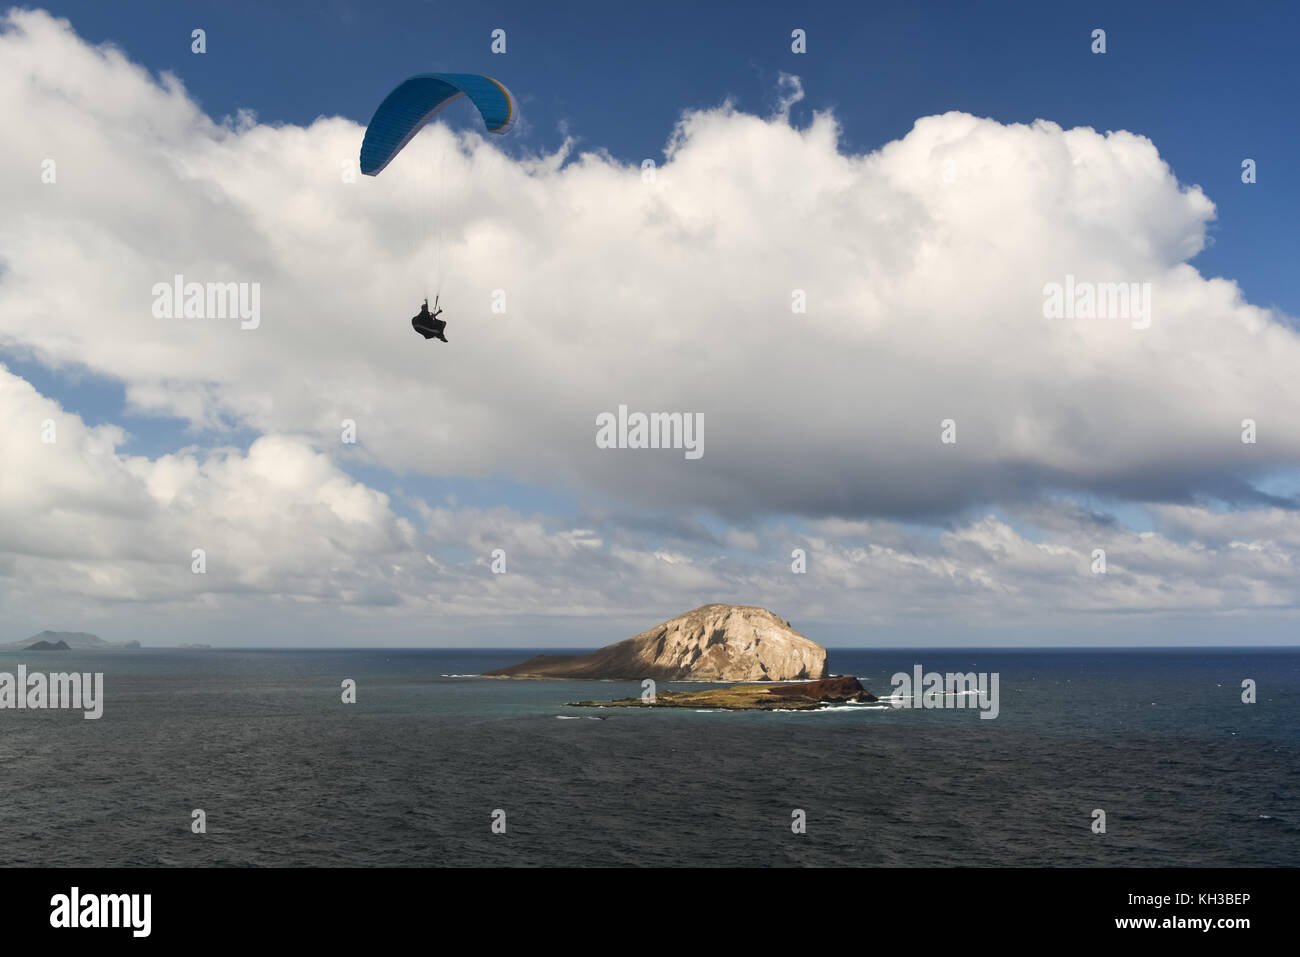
[7,644,1297,651]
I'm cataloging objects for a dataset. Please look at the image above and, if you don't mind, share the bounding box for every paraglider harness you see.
[412,296,447,342]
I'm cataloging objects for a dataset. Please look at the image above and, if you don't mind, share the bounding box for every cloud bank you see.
[1,9,1298,642]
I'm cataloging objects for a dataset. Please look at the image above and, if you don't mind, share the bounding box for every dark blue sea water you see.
[1,648,1296,867]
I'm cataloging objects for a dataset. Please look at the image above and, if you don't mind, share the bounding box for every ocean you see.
[2,647,1296,867]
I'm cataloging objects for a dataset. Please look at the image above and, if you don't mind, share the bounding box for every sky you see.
[2,1,1299,647]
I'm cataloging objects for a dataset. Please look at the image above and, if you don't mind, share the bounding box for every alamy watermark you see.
[595,404,704,459]
[889,664,1000,719]
[1043,274,1151,330]
[0,667,103,719]
[50,887,150,937]
[151,273,261,330]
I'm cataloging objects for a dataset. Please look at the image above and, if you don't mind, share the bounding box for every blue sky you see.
[42,0,1299,314]
[3,2,1300,645]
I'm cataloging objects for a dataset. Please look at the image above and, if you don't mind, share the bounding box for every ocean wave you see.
[878,690,980,703]
[773,703,891,712]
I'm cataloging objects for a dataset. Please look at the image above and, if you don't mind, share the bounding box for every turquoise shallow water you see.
[1,647,1296,866]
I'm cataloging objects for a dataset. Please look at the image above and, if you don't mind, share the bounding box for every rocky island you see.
[570,675,877,711]
[22,639,70,651]
[485,604,828,681]
[488,604,877,710]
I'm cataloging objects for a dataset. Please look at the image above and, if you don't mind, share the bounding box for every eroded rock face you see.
[484,604,828,681]
[763,675,874,702]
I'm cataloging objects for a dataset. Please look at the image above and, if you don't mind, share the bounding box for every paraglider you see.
[360,73,516,176]
[412,297,447,342]
[360,73,517,342]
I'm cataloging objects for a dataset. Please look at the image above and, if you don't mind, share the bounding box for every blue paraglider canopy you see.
[360,73,517,176]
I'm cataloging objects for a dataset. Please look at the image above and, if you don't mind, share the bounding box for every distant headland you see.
[23,638,70,651]
[1,631,140,651]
